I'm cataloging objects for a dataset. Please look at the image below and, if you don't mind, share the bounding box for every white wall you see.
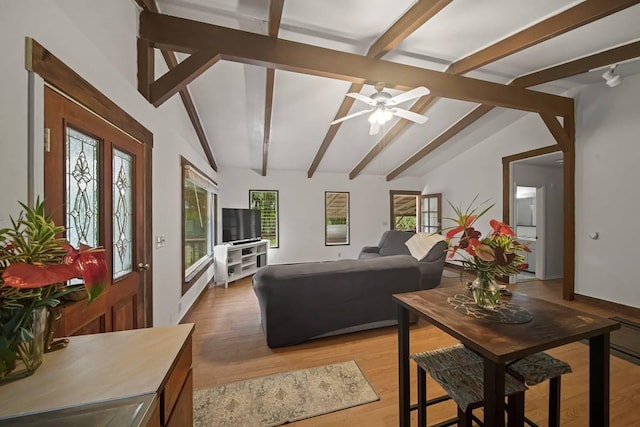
[0,0,216,326]
[421,75,640,308]
[218,167,424,263]
[574,72,640,307]
[513,163,564,279]
[422,112,554,237]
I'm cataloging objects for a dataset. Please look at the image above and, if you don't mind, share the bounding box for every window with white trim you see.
[182,159,217,290]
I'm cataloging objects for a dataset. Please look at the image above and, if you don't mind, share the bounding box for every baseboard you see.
[178,278,212,324]
[574,293,640,319]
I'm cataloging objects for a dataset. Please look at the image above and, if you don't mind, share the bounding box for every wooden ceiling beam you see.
[512,40,640,88]
[539,112,570,152]
[149,49,220,107]
[386,105,495,181]
[307,0,452,178]
[449,0,640,75]
[139,11,573,115]
[386,39,640,180]
[135,0,217,171]
[262,0,285,176]
[351,0,640,179]
[368,0,452,60]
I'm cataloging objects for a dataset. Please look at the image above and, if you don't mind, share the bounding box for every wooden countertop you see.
[0,323,194,419]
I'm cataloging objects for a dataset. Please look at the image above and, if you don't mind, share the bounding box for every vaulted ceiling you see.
[138,0,640,180]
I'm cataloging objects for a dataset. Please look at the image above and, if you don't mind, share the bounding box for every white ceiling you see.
[155,0,640,179]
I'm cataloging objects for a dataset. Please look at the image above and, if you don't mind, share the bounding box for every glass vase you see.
[0,306,48,383]
[471,272,501,310]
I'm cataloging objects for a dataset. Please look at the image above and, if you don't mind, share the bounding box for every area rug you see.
[193,360,379,427]
[609,317,640,365]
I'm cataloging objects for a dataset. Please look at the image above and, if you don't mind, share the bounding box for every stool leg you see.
[418,366,427,427]
[507,391,525,427]
[548,377,561,427]
[457,406,472,427]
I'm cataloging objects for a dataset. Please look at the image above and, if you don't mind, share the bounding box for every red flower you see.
[2,243,107,303]
[445,215,477,239]
[489,219,515,237]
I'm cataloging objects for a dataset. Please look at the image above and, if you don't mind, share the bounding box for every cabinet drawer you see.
[162,337,192,423]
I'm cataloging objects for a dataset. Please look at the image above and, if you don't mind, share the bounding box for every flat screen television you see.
[222,208,262,244]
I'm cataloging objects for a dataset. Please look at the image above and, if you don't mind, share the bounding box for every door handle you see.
[137,263,150,271]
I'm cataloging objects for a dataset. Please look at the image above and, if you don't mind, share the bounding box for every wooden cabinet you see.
[214,239,269,287]
[0,324,194,427]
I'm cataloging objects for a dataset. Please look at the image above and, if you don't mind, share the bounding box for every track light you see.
[602,65,623,88]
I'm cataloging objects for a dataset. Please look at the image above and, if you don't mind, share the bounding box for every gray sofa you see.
[252,255,421,348]
[358,230,448,289]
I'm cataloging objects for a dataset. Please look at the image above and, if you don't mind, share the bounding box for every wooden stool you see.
[411,345,571,427]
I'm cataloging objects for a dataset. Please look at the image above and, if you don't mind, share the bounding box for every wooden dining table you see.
[393,287,620,427]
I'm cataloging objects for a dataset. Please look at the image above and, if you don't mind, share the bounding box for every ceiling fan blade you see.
[369,122,380,135]
[390,108,429,124]
[346,92,377,106]
[330,108,374,125]
[386,86,430,106]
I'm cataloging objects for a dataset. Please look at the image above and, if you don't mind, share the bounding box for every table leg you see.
[398,305,410,427]
[589,333,610,427]
[484,358,506,427]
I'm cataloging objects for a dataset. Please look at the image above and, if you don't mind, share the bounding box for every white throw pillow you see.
[405,232,445,260]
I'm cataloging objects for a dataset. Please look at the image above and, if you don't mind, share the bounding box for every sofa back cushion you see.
[378,230,413,256]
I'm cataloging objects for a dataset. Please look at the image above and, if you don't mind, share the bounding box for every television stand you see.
[213,239,269,288]
[230,238,261,245]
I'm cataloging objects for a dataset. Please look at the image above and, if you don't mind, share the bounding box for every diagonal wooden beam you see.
[263,68,276,176]
[135,0,217,171]
[368,0,452,60]
[351,0,640,179]
[539,112,570,152]
[139,12,573,113]
[386,105,494,180]
[150,49,221,107]
[512,40,640,88]
[307,0,452,178]
[449,0,640,75]
[386,39,640,180]
[262,0,285,176]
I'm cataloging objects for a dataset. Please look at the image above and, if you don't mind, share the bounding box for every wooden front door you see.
[44,87,148,336]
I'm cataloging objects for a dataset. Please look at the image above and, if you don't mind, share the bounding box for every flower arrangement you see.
[0,199,108,381]
[444,196,530,308]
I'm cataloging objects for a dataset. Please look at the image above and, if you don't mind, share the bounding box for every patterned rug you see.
[193,360,379,426]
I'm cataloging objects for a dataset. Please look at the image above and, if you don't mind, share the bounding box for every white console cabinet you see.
[214,239,269,287]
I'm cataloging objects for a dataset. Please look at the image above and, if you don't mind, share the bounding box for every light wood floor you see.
[182,271,640,426]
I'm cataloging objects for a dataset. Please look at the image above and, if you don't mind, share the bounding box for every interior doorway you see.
[507,150,564,283]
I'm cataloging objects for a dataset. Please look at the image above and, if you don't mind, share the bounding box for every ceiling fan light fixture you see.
[368,107,393,125]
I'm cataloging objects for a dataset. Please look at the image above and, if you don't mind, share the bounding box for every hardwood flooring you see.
[182,271,640,426]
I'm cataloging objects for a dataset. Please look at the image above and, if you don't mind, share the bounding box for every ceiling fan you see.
[330,82,430,135]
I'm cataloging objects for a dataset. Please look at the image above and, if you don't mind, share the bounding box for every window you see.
[421,193,442,234]
[325,192,349,245]
[182,158,217,288]
[249,190,279,248]
[390,190,421,231]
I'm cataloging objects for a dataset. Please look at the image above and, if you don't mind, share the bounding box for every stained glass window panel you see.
[65,127,99,248]
[113,149,134,279]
